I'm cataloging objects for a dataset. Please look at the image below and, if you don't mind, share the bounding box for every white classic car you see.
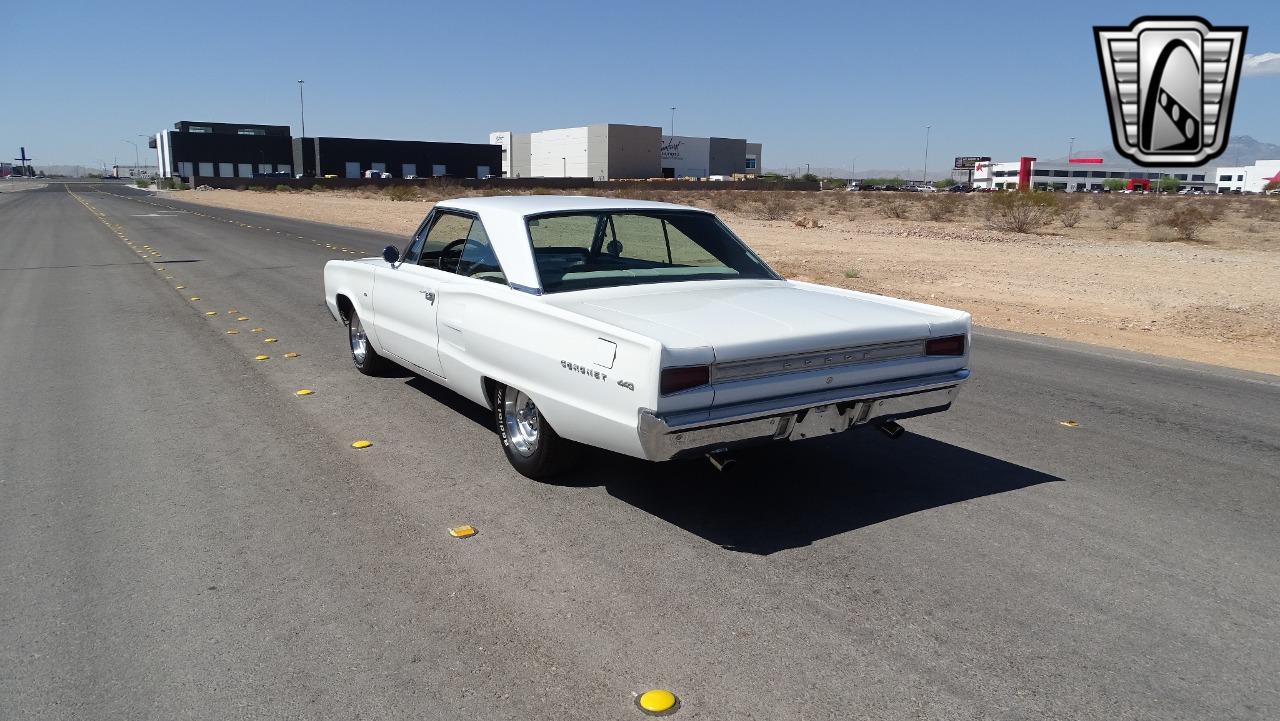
[324,196,971,478]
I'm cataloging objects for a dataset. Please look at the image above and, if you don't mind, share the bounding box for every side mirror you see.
[382,245,400,265]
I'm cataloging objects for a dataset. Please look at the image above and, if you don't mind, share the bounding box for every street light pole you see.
[669,107,676,139]
[124,139,139,169]
[922,125,932,187]
[297,80,307,177]
[1068,137,1075,161]
[562,157,566,178]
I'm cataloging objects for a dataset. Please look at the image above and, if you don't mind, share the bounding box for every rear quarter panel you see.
[435,283,664,458]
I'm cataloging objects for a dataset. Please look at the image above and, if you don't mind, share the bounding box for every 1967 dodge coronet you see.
[324,195,970,478]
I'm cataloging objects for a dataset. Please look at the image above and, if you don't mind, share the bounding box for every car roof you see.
[436,194,705,217]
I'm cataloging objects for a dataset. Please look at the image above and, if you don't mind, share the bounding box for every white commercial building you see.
[1213,160,1280,194]
[112,164,159,178]
[488,131,531,178]
[972,158,1214,192]
[491,124,762,180]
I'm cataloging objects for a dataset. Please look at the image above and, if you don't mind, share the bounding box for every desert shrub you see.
[756,192,797,221]
[1152,205,1210,241]
[922,195,961,221]
[385,184,417,202]
[1108,199,1140,222]
[707,192,742,212]
[1057,205,1083,227]
[311,183,325,193]
[1243,197,1280,222]
[985,191,1057,233]
[1199,198,1229,221]
[875,195,910,219]
[1146,225,1180,242]
[1103,209,1126,230]
[134,179,151,188]
[274,184,292,193]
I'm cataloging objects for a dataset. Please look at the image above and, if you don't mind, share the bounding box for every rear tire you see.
[347,308,386,376]
[493,383,578,479]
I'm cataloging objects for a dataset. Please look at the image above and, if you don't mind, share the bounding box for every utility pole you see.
[562,157,566,178]
[298,80,308,176]
[922,125,932,187]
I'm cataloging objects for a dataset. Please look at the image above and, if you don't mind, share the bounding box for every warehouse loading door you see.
[345,162,360,179]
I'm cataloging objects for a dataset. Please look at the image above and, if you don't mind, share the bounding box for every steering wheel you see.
[437,238,467,271]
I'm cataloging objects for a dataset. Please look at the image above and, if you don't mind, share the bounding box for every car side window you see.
[402,218,430,265]
[418,212,474,266]
[455,219,506,283]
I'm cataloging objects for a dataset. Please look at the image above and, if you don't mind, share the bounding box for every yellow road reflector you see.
[175,285,184,289]
[189,296,200,301]
[204,311,218,316]
[448,525,477,538]
[1059,420,1080,428]
[636,689,679,715]
[251,327,265,333]
[295,389,314,396]
[155,267,164,271]
[254,354,269,361]
[351,439,372,449]
[227,309,238,314]
[237,316,249,321]
[226,330,239,335]
[263,337,278,343]
[284,352,299,358]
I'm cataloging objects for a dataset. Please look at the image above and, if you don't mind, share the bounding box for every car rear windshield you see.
[524,210,777,293]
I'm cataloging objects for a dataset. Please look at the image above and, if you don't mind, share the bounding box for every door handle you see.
[419,289,436,304]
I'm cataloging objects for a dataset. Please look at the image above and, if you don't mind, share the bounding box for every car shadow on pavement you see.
[573,431,1061,555]
[399,376,1059,555]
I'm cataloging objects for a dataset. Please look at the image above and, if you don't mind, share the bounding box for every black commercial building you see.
[154,121,294,179]
[293,136,500,179]
[155,119,501,181]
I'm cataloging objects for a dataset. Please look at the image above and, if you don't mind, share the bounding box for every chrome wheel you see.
[502,389,541,457]
[349,314,369,364]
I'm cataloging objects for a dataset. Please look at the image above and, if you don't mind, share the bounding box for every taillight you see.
[925,335,966,356]
[660,365,710,395]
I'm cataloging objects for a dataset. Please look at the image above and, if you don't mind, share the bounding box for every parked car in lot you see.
[323,196,972,478]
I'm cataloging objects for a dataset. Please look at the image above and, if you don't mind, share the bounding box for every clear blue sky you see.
[3,0,1276,171]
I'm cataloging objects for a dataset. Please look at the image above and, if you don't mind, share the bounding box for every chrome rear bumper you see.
[637,369,968,461]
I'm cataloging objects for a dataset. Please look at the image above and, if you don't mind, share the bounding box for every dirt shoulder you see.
[170,188,1280,375]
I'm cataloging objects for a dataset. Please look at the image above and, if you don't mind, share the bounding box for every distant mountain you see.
[773,135,1279,180]
[1044,135,1279,167]
[765,166,949,181]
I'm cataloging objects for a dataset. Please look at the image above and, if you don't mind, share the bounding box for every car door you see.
[372,211,474,377]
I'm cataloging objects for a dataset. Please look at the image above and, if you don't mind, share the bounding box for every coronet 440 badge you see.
[560,360,607,383]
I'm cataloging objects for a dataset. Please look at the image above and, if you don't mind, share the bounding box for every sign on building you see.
[954,156,991,170]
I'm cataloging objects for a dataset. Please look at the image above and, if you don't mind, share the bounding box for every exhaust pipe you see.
[706,449,736,472]
[877,420,905,440]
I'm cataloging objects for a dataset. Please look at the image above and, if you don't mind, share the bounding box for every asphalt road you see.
[2,182,1278,720]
